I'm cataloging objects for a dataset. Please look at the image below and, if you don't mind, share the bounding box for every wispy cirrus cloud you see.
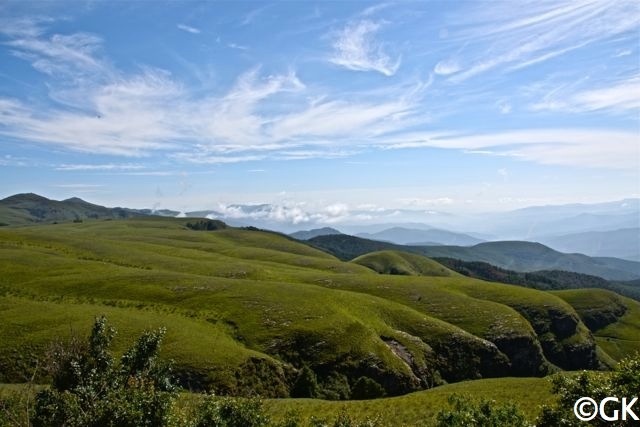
[0,21,422,161]
[436,0,639,82]
[433,59,461,76]
[530,76,640,113]
[329,20,401,76]
[380,129,639,169]
[55,163,146,171]
[227,43,248,51]
[177,24,200,34]
[0,13,636,173]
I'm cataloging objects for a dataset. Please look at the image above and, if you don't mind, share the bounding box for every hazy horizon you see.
[1,1,639,218]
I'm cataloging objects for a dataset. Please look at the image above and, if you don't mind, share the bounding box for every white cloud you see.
[434,59,461,76]
[0,67,183,155]
[55,163,145,171]
[0,16,635,172]
[241,4,273,26]
[381,129,639,169]
[398,197,454,207]
[6,32,107,79]
[497,100,512,114]
[613,49,632,57]
[329,20,401,76]
[442,1,639,82]
[0,154,28,167]
[177,24,200,34]
[531,76,640,113]
[53,183,104,188]
[227,43,248,50]
[361,3,393,17]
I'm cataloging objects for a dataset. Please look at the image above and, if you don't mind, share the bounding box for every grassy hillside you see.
[434,257,640,301]
[0,217,628,400]
[264,377,554,425]
[552,289,640,362]
[308,234,640,280]
[352,251,458,277]
[0,193,148,226]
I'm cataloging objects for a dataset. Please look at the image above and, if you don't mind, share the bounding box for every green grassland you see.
[1,376,555,426]
[263,377,554,426]
[0,218,636,407]
[552,289,640,362]
[352,251,458,277]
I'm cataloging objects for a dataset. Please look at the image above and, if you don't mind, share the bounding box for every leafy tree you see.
[32,316,176,427]
[194,395,269,427]
[435,394,530,427]
[291,365,320,398]
[350,377,385,400]
[537,353,640,427]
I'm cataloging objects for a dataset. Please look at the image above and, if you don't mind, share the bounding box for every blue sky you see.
[0,0,638,222]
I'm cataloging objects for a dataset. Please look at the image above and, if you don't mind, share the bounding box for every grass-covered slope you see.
[434,257,640,301]
[264,377,554,426]
[0,218,621,398]
[352,251,457,277]
[0,219,507,396]
[0,193,148,226]
[552,289,640,362]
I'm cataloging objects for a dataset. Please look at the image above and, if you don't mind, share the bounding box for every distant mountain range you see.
[308,234,640,281]
[356,226,484,246]
[473,199,640,239]
[534,228,640,262]
[290,227,343,240]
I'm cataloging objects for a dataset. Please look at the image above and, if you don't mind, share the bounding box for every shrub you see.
[291,365,320,398]
[350,377,385,400]
[537,352,640,427]
[194,395,269,427]
[435,394,530,427]
[32,316,176,427]
[186,219,226,231]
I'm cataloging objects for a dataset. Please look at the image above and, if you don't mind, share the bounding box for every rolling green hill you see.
[308,234,640,280]
[552,289,640,363]
[263,376,554,425]
[433,257,640,301]
[0,193,149,226]
[352,251,458,277]
[0,217,635,402]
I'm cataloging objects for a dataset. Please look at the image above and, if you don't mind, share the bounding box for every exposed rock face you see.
[503,304,599,370]
[490,334,549,376]
[578,300,627,331]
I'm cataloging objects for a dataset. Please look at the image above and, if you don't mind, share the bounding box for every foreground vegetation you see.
[1,318,638,426]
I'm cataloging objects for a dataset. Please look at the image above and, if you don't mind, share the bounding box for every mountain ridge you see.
[308,234,640,281]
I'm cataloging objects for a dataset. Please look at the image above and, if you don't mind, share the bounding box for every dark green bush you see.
[186,219,226,231]
[350,377,385,400]
[537,352,640,427]
[194,395,269,427]
[32,316,176,427]
[291,365,320,398]
[436,394,530,427]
